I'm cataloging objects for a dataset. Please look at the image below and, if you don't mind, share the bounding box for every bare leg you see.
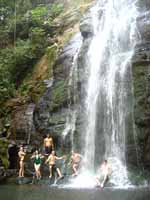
[101,174,108,188]
[38,167,41,179]
[56,168,62,178]
[19,167,22,177]
[34,164,39,179]
[95,177,101,186]
[72,164,78,176]
[19,161,24,177]
[22,163,24,177]
[49,165,52,178]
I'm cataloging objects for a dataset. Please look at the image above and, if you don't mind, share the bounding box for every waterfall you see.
[62,33,82,150]
[79,0,139,186]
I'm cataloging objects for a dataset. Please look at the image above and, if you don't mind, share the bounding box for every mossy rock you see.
[50,80,68,111]
[0,139,9,168]
[46,43,58,75]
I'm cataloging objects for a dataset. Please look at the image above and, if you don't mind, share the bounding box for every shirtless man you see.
[43,134,54,156]
[45,150,66,178]
[96,160,112,188]
[18,146,26,177]
[69,151,82,176]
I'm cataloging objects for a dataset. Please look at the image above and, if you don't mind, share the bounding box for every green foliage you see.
[50,3,64,18]
[0,39,33,102]
[0,1,64,104]
[46,43,58,73]
[10,39,36,83]
[31,6,48,24]
[0,30,10,48]
[0,76,15,102]
[0,48,16,102]
[30,3,63,26]
[30,27,47,56]
[18,82,32,96]
[30,27,45,43]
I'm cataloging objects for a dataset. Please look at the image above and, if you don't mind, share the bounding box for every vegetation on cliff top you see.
[0,1,63,109]
[0,0,93,116]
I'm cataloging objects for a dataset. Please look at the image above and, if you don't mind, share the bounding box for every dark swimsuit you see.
[45,146,53,155]
[34,157,41,165]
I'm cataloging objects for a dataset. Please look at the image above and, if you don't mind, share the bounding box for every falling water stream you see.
[62,33,82,150]
[69,0,139,187]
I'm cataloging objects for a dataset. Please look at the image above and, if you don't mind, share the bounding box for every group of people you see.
[18,133,112,188]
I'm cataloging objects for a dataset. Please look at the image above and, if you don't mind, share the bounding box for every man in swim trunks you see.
[43,134,54,156]
[69,151,82,176]
[96,160,112,188]
[18,146,26,177]
[45,150,66,179]
[31,150,44,180]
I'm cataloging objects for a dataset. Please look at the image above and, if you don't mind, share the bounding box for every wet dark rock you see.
[0,166,6,182]
[11,103,36,144]
[34,33,82,139]
[137,12,150,42]
[137,0,150,11]
[132,6,150,168]
[16,177,32,185]
[8,142,19,169]
[80,11,94,38]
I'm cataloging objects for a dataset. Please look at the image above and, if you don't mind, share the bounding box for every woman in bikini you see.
[18,146,26,177]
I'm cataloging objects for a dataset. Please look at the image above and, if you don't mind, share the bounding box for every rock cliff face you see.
[34,33,82,148]
[132,0,150,168]
[0,0,94,177]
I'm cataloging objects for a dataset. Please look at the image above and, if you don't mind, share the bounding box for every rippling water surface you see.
[0,185,150,200]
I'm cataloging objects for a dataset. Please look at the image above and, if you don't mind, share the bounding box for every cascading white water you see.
[79,0,139,187]
[62,33,82,150]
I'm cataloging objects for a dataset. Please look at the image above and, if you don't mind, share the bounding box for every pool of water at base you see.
[0,185,150,200]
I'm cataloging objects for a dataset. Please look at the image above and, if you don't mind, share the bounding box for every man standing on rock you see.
[43,133,54,156]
